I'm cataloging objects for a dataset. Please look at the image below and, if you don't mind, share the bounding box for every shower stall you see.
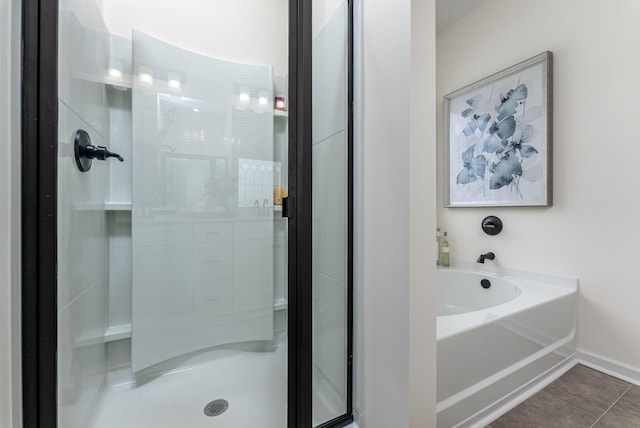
[21,0,353,427]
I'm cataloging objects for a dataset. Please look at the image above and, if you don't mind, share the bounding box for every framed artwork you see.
[444,51,553,207]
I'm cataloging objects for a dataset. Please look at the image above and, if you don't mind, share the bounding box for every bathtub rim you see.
[436,262,578,341]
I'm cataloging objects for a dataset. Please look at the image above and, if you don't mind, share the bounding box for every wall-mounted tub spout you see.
[477,252,495,264]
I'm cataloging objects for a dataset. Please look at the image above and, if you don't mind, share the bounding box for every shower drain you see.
[204,399,229,417]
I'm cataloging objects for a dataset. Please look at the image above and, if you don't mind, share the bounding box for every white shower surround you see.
[131,30,276,372]
[436,264,577,427]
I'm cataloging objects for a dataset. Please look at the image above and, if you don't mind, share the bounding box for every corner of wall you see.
[409,0,437,427]
[0,0,10,421]
[10,0,23,423]
[352,0,363,419]
[1,0,24,426]
[359,0,414,425]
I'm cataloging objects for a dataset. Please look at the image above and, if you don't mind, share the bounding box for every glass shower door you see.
[311,0,351,426]
[56,1,290,427]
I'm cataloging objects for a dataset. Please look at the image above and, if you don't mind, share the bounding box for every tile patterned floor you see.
[488,364,640,428]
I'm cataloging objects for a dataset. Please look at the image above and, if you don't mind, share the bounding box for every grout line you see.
[542,391,601,420]
[540,366,632,421]
[588,384,633,428]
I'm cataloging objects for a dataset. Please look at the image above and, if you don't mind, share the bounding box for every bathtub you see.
[436,265,578,428]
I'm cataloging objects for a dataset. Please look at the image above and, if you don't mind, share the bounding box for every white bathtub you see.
[436,265,578,428]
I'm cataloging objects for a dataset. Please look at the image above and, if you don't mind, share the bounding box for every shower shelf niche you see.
[105,202,132,211]
[104,324,133,342]
[103,202,285,213]
[103,299,288,344]
[273,298,288,311]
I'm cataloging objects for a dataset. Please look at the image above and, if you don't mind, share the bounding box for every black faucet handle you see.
[103,147,124,162]
[74,129,124,172]
[85,145,124,162]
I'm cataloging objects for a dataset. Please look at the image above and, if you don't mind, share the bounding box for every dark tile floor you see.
[488,364,640,428]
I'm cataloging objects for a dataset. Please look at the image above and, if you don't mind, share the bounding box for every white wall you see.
[437,0,640,369]
[359,0,409,423]
[101,0,289,75]
[0,0,21,426]
[358,0,437,426]
[0,0,12,422]
[410,0,437,426]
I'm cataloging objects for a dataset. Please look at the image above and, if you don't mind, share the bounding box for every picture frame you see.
[444,51,553,207]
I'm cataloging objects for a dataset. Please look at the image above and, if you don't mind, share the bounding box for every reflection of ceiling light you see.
[139,73,153,85]
[193,108,200,113]
[258,90,269,108]
[138,66,154,86]
[107,59,124,80]
[168,72,181,91]
[239,86,250,105]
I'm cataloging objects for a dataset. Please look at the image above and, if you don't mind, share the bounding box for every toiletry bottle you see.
[442,232,450,267]
[436,227,442,266]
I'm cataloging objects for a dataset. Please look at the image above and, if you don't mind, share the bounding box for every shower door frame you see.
[21,0,354,428]
[21,0,59,427]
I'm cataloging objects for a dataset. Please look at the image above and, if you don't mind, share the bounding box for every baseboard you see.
[578,349,640,386]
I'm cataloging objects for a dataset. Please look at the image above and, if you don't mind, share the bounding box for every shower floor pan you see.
[91,345,287,428]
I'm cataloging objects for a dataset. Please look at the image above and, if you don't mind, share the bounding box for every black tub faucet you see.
[477,252,495,264]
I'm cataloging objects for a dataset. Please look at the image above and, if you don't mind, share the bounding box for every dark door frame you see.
[21,1,353,427]
[287,0,314,425]
[21,0,59,427]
